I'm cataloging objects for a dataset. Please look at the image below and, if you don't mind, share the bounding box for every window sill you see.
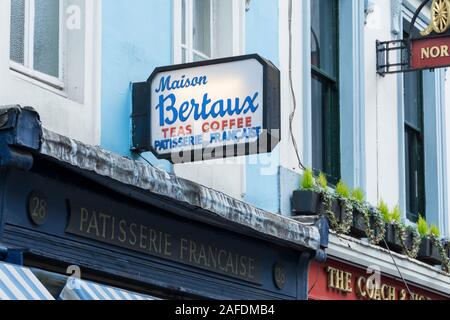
[9,64,67,99]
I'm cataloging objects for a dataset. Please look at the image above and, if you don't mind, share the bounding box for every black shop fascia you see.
[0,105,327,300]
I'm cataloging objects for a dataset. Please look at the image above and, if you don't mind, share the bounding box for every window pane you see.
[182,47,187,63]
[34,0,60,77]
[182,0,186,45]
[312,76,324,172]
[311,74,340,184]
[405,128,425,222]
[404,71,423,129]
[10,0,25,64]
[405,131,411,218]
[403,28,425,221]
[404,69,425,222]
[193,52,206,62]
[311,0,337,77]
[311,0,340,184]
[193,0,211,58]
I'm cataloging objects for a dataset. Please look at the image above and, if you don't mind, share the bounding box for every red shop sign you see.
[411,36,450,70]
[308,259,449,301]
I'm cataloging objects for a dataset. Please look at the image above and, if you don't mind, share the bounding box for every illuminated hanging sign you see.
[132,54,280,163]
[410,0,450,70]
[377,0,450,74]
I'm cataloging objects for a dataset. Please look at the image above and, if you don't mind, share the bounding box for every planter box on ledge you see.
[292,190,320,216]
[447,243,450,260]
[350,209,366,239]
[383,223,404,253]
[418,238,443,266]
[327,199,344,224]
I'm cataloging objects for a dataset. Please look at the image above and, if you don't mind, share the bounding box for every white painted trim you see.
[26,0,34,70]
[12,0,65,90]
[328,234,450,296]
[10,62,64,89]
[173,0,242,63]
[192,49,209,60]
[209,0,213,57]
[278,0,308,173]
[24,0,32,68]
[58,0,65,86]
[90,0,103,146]
[10,61,68,98]
[173,0,182,63]
[302,0,312,168]
[231,0,245,55]
[187,0,194,61]
[436,70,449,236]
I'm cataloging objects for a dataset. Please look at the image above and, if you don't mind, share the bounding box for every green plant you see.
[362,207,386,245]
[396,223,422,259]
[417,216,429,238]
[317,173,328,190]
[428,234,450,273]
[318,177,353,235]
[429,225,441,238]
[335,181,350,199]
[351,188,365,204]
[391,206,402,224]
[378,200,391,223]
[301,168,315,191]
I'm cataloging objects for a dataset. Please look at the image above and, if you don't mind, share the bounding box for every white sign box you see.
[132,55,280,163]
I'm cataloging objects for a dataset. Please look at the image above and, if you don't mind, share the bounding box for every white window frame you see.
[9,0,65,90]
[181,0,213,62]
[173,0,245,64]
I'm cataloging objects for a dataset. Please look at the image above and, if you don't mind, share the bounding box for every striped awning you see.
[59,278,157,300]
[0,262,54,300]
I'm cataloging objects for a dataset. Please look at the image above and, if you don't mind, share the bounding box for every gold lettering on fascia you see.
[326,266,432,300]
[75,206,258,282]
[326,267,352,294]
[421,45,450,59]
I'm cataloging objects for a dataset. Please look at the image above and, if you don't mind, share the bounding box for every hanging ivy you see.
[320,191,339,230]
[358,204,385,245]
[299,169,450,274]
[339,197,353,235]
[430,235,450,273]
[393,223,421,259]
[319,190,353,235]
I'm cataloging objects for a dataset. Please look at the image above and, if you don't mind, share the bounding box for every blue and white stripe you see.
[0,262,54,300]
[59,278,157,300]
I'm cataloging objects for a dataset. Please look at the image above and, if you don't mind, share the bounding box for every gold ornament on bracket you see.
[421,0,450,36]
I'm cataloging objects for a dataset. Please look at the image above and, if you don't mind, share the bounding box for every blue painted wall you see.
[101,0,172,170]
[244,0,280,213]
[101,0,281,212]
[245,0,279,62]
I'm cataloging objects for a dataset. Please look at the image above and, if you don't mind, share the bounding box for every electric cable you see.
[382,238,413,298]
[288,0,307,171]
[288,2,413,298]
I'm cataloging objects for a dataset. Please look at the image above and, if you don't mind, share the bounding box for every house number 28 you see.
[28,191,48,226]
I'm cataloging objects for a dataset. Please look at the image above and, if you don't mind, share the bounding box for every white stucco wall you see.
[0,0,101,146]
[364,0,401,207]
